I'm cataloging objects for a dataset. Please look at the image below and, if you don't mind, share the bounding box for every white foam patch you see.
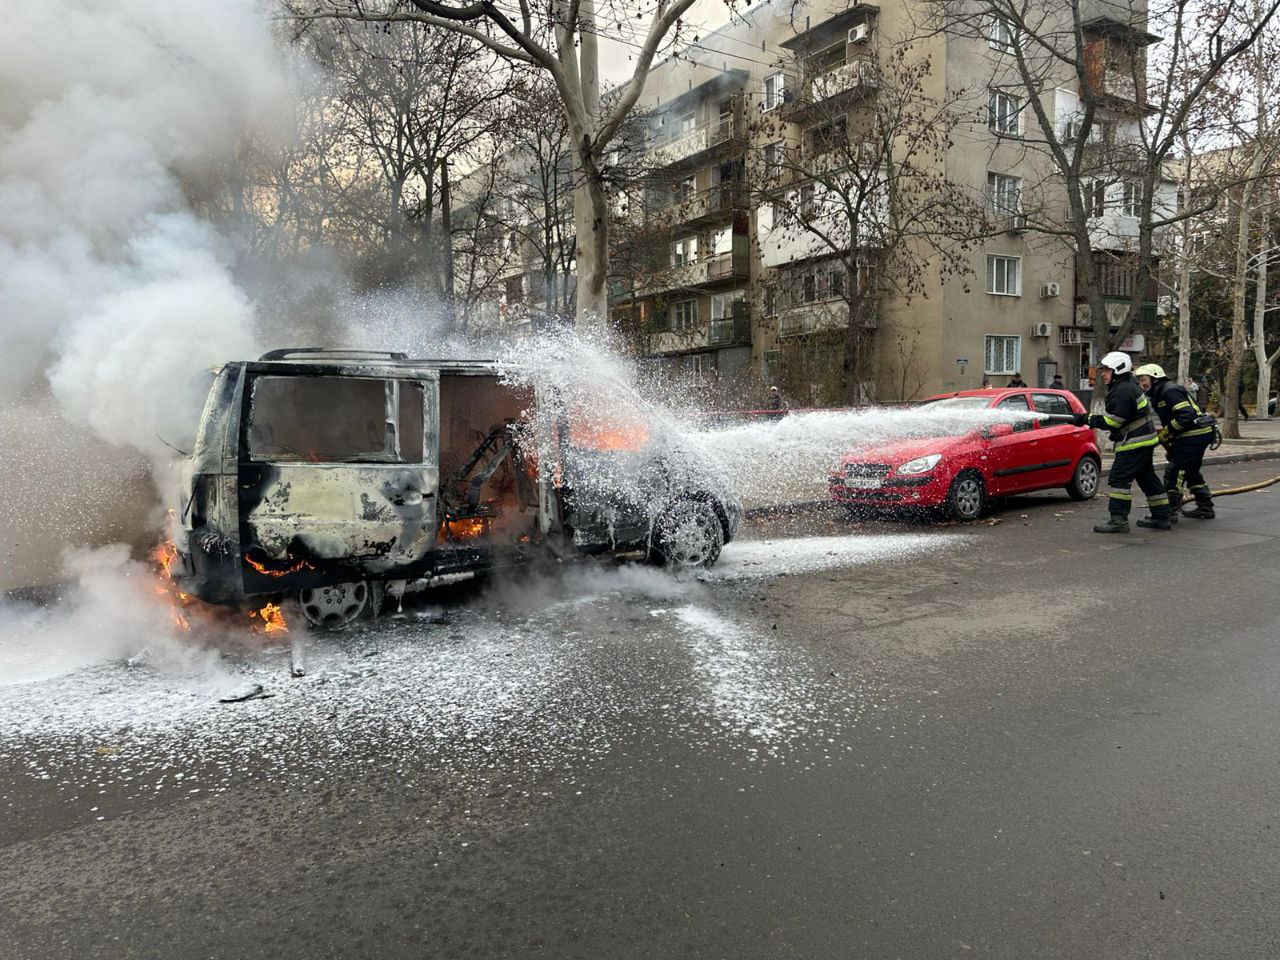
[708,533,955,581]
[0,554,899,804]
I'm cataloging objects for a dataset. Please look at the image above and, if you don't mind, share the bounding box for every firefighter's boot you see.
[1185,484,1215,519]
[1137,516,1173,530]
[1166,490,1182,523]
[1093,515,1130,534]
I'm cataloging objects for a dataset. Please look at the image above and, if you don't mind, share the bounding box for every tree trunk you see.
[573,146,610,325]
[1177,150,1193,385]
[1253,209,1271,419]
[1226,163,1261,438]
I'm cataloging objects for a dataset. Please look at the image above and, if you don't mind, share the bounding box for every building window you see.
[688,353,716,377]
[1080,179,1107,219]
[711,290,744,320]
[672,298,699,331]
[763,73,784,111]
[809,116,848,154]
[762,141,783,179]
[675,111,697,135]
[1122,181,1144,218]
[799,183,817,219]
[816,263,846,300]
[987,172,1022,216]
[810,40,847,76]
[763,283,778,317]
[675,175,696,201]
[988,90,1022,135]
[986,255,1022,296]
[671,236,698,266]
[988,14,1020,51]
[985,335,1022,375]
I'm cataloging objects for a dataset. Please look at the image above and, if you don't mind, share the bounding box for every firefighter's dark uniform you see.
[1148,377,1215,517]
[1089,372,1170,523]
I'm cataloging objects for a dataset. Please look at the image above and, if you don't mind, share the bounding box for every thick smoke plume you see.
[0,0,289,459]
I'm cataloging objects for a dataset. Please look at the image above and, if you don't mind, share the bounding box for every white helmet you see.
[1100,351,1132,374]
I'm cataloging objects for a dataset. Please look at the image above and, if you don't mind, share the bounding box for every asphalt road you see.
[3,459,1280,959]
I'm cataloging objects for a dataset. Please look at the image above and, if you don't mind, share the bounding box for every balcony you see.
[777,298,874,337]
[782,59,878,122]
[646,116,745,169]
[646,304,749,355]
[636,250,750,296]
[665,183,747,226]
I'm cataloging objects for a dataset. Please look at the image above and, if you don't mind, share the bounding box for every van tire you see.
[294,581,384,630]
[652,499,724,570]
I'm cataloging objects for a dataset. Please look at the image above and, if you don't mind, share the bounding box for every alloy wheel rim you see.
[956,479,981,517]
[1079,460,1099,496]
[665,507,715,567]
[299,582,369,628]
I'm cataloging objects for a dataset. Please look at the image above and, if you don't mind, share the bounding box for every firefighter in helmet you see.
[1134,363,1216,520]
[1088,351,1172,533]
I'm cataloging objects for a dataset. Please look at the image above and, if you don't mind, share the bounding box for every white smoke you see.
[0,0,289,459]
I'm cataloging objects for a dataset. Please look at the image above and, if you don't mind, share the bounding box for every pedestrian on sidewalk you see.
[1007,372,1027,387]
[1089,352,1172,534]
[1196,374,1211,412]
[1236,379,1250,421]
[1136,363,1216,520]
[1049,372,1066,390]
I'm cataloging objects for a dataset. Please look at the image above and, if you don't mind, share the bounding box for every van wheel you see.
[652,499,724,570]
[1066,456,1101,501]
[946,472,986,522]
[295,581,383,630]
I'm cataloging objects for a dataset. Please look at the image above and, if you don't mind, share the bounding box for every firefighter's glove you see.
[1157,427,1171,445]
[1087,414,1108,430]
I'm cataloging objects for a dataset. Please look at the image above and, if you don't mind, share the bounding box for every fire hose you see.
[1038,414,1280,500]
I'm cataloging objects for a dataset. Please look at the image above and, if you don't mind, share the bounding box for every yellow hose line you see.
[1212,474,1280,497]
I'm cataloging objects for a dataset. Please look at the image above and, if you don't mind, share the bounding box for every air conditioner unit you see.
[848,23,871,44]
[1040,281,1061,299]
[1005,213,1028,234]
[1058,327,1085,346]
[1031,321,1053,338]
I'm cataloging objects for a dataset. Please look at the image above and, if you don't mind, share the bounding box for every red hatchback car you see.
[829,389,1101,521]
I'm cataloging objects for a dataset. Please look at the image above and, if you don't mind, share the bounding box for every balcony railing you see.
[777,298,875,337]
[665,183,747,224]
[637,250,749,295]
[783,59,878,116]
[646,116,743,168]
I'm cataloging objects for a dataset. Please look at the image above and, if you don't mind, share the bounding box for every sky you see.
[598,0,742,84]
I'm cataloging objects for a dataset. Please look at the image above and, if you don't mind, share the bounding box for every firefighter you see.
[1135,363,1216,520]
[1089,351,1172,533]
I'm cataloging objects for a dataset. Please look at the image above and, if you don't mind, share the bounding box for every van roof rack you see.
[258,348,410,362]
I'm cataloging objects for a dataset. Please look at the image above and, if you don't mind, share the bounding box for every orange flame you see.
[440,517,489,540]
[244,555,315,577]
[151,539,192,632]
[248,601,289,635]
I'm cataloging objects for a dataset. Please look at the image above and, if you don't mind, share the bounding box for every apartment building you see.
[611,0,1168,404]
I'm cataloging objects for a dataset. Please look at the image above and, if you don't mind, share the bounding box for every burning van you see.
[171,349,740,627]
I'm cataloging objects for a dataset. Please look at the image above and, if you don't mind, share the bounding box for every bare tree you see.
[296,23,518,313]
[754,42,978,403]
[920,0,1280,421]
[292,0,716,326]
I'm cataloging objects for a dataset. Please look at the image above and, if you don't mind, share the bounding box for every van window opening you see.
[247,376,425,463]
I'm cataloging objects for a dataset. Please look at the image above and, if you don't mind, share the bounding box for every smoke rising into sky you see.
[0,0,289,457]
